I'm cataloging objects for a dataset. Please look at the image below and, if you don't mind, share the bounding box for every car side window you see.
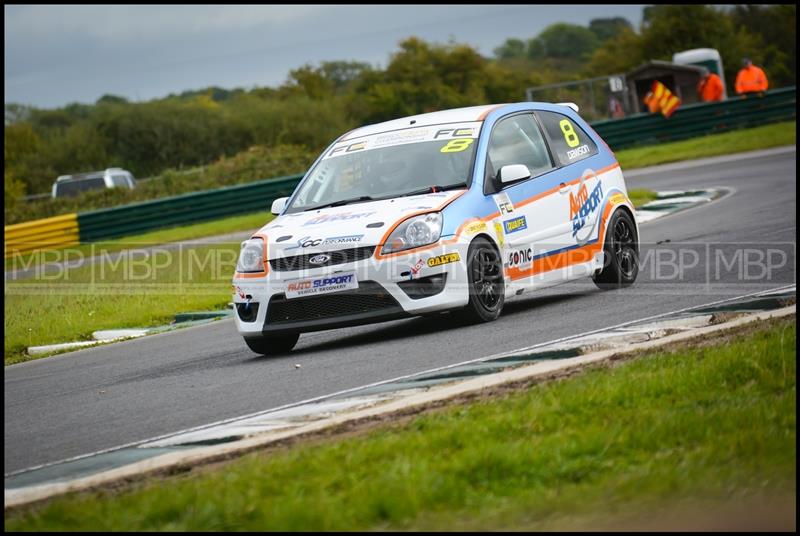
[535,111,598,167]
[112,175,129,187]
[486,114,553,187]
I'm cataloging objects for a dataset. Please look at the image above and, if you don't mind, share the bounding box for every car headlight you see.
[236,238,265,273]
[381,212,442,254]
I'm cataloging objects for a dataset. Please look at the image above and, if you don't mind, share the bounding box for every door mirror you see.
[498,164,531,184]
[271,197,289,215]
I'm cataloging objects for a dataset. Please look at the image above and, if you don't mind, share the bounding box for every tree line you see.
[5,4,794,220]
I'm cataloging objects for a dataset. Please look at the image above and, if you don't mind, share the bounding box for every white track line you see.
[6,282,795,479]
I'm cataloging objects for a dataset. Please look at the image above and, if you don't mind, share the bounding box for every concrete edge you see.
[5,305,796,509]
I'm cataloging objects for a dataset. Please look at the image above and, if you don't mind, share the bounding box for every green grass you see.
[4,242,241,365]
[617,121,796,169]
[627,188,658,207]
[6,317,795,531]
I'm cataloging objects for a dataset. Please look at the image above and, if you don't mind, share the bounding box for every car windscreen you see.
[286,122,481,213]
[55,177,106,197]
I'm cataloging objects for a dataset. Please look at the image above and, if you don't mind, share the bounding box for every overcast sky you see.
[5,4,646,109]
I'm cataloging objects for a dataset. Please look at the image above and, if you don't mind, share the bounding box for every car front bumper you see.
[232,238,471,336]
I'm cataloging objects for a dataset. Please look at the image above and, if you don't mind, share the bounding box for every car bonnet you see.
[255,190,465,259]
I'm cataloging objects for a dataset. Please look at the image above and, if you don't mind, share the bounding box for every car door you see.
[534,110,602,251]
[483,113,561,282]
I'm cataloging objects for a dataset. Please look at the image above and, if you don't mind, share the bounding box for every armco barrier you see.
[76,173,303,242]
[591,87,796,150]
[4,213,80,257]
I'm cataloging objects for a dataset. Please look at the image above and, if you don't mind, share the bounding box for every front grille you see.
[267,281,400,325]
[269,246,376,272]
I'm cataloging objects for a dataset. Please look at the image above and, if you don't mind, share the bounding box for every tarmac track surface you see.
[4,147,796,474]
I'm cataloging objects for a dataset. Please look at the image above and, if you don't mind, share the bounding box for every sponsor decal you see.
[322,234,364,246]
[287,234,364,250]
[494,192,515,215]
[494,222,505,248]
[569,180,603,241]
[503,216,527,234]
[235,286,252,304]
[325,122,481,159]
[507,248,533,267]
[566,144,590,160]
[304,212,375,226]
[610,193,626,205]
[287,236,322,250]
[286,272,359,299]
[427,252,461,267]
[464,221,488,235]
[409,258,425,279]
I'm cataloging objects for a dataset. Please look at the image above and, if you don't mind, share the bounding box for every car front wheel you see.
[455,237,505,323]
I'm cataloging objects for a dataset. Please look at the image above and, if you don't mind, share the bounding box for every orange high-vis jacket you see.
[698,73,724,102]
[735,65,769,94]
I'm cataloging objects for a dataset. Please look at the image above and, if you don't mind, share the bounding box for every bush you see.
[5,144,316,225]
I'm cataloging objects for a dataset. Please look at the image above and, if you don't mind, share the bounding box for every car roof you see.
[340,102,580,141]
[56,168,129,182]
[340,104,509,141]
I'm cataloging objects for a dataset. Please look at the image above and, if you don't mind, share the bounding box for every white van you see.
[51,168,137,199]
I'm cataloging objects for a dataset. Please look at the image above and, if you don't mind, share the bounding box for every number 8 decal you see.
[559,119,580,148]
[440,138,474,153]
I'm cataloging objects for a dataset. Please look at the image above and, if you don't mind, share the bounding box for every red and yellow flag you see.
[651,80,681,118]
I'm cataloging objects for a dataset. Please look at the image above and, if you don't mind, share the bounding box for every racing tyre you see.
[243,333,299,356]
[593,209,638,290]
[456,237,505,323]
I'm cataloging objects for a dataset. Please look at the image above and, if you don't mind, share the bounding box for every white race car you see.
[233,102,639,354]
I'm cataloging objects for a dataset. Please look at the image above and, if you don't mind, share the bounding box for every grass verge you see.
[6,316,795,531]
[626,188,658,207]
[4,242,240,366]
[616,121,795,169]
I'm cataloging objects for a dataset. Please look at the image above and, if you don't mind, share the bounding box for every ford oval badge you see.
[309,254,330,265]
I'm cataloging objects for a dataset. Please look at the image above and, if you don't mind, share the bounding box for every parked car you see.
[233,102,639,355]
[51,168,136,199]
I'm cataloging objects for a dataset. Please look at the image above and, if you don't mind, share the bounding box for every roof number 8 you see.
[559,119,580,148]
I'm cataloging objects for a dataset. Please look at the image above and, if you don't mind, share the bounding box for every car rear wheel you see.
[455,237,505,323]
[243,333,299,355]
[593,209,639,289]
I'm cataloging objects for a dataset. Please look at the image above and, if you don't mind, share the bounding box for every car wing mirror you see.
[271,197,289,215]
[498,164,531,184]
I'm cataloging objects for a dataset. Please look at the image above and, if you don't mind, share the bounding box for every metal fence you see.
[591,86,796,150]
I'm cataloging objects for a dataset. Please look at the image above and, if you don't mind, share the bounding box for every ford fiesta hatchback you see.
[233,102,639,355]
